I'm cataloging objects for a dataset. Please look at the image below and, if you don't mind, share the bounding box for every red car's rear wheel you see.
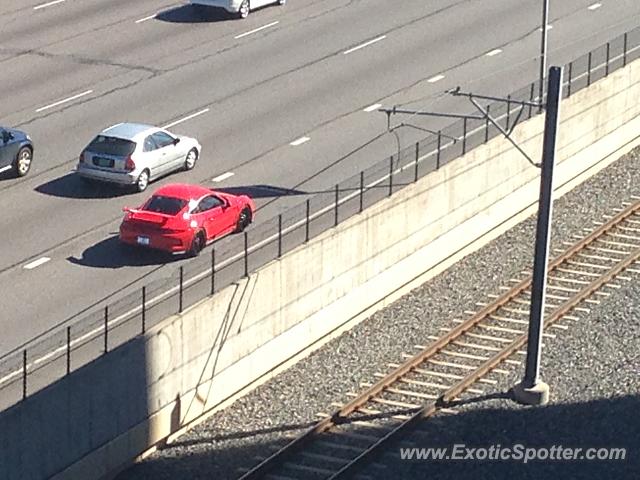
[188,231,205,257]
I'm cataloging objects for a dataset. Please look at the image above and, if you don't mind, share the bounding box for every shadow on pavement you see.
[216,184,306,199]
[155,5,231,23]
[35,173,131,199]
[67,235,180,268]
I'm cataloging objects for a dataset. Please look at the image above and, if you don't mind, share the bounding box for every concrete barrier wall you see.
[2,60,640,480]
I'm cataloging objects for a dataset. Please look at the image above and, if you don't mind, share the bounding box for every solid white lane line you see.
[486,48,502,57]
[588,2,602,10]
[235,21,279,39]
[23,257,51,270]
[162,108,210,129]
[290,136,310,146]
[343,35,386,55]
[136,13,157,23]
[428,74,445,83]
[539,24,553,31]
[33,0,65,10]
[0,165,12,174]
[364,103,382,112]
[212,172,235,182]
[35,90,93,112]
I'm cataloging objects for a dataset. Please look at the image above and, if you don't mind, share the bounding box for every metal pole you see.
[587,52,592,86]
[414,142,419,182]
[567,62,572,97]
[538,0,549,112]
[359,172,364,212]
[605,42,610,76]
[334,185,339,226]
[305,199,310,242]
[436,131,442,169]
[244,232,249,277]
[529,82,535,118]
[22,350,27,400]
[66,326,71,375]
[179,267,183,313]
[142,286,146,334]
[623,33,628,67]
[514,66,563,406]
[104,306,109,353]
[278,214,282,257]
[388,157,393,196]
[506,95,511,131]
[462,117,467,155]
[485,105,490,142]
[211,248,216,295]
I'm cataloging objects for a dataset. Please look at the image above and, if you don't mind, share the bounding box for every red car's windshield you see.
[144,195,188,215]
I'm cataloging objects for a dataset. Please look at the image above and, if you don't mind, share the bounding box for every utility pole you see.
[513,66,563,406]
[539,0,550,111]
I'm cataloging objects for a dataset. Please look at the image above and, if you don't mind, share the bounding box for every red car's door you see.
[194,195,228,240]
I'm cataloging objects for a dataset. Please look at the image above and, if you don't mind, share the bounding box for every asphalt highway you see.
[0,0,638,356]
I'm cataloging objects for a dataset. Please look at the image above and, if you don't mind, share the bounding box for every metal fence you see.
[1,26,639,411]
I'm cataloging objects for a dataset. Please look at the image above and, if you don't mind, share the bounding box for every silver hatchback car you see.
[76,123,202,192]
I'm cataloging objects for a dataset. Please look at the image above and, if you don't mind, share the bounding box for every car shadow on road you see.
[155,5,231,23]
[35,173,131,199]
[67,236,180,269]
[216,184,306,199]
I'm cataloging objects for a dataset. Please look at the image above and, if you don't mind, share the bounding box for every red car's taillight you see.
[124,156,136,172]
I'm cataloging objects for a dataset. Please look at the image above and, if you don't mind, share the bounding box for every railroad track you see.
[237,196,640,480]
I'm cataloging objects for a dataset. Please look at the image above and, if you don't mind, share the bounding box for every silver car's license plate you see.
[137,236,150,246]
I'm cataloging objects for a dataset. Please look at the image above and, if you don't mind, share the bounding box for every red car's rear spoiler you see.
[123,208,171,225]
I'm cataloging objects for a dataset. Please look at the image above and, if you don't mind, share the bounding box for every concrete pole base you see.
[512,380,550,406]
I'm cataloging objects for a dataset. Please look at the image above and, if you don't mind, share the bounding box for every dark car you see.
[0,126,34,177]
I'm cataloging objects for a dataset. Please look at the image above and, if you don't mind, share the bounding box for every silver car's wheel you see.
[184,148,198,171]
[136,169,150,192]
[15,147,32,177]
[239,0,249,18]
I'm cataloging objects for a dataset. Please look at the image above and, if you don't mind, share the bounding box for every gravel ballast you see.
[118,148,640,480]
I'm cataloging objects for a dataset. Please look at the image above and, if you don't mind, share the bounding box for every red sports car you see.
[119,183,255,256]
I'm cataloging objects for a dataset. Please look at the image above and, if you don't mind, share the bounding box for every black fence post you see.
[22,350,27,400]
[305,199,310,242]
[485,105,490,142]
[334,185,339,226]
[359,172,364,213]
[414,142,420,182]
[211,248,216,295]
[66,326,71,375]
[277,214,282,257]
[605,42,610,76]
[568,62,573,97]
[462,118,467,155]
[142,286,146,334]
[179,267,184,313]
[104,306,109,353]
[243,232,249,278]
[506,95,511,131]
[587,51,592,86]
[388,157,393,197]
[528,82,534,118]
[623,33,628,67]
[436,131,442,169]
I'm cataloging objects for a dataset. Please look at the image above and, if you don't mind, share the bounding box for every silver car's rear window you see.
[87,136,135,156]
[144,196,188,215]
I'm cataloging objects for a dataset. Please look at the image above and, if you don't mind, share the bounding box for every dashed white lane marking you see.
[34,0,65,10]
[24,257,51,270]
[212,172,235,182]
[136,13,157,23]
[343,35,386,55]
[588,2,602,10]
[364,103,382,112]
[486,48,502,57]
[290,136,310,146]
[428,74,445,83]
[162,108,210,129]
[235,21,279,39]
[36,90,93,112]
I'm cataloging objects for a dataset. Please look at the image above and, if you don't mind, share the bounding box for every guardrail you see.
[1,26,639,411]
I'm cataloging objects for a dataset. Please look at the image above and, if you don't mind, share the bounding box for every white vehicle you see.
[191,0,285,19]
